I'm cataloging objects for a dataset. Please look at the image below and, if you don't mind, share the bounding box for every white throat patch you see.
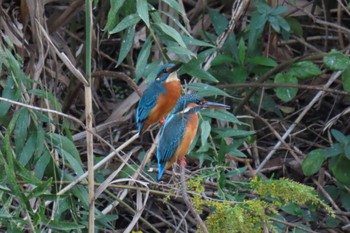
[179,106,191,114]
[165,72,179,83]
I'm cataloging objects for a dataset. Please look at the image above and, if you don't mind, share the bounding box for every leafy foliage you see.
[303,129,350,185]
[1,0,349,232]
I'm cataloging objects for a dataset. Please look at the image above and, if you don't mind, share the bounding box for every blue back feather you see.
[156,94,205,180]
[136,63,176,133]
[157,113,189,180]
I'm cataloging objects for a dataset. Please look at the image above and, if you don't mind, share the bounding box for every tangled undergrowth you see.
[1,0,350,232]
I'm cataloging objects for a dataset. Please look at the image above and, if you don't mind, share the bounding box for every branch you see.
[180,163,209,233]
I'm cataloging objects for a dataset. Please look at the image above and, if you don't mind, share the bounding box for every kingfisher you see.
[136,63,182,134]
[156,94,230,180]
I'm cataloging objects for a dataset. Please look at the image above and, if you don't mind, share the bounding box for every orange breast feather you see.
[144,80,181,130]
[165,109,198,170]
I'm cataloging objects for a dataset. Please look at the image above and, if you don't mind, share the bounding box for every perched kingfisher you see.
[156,94,230,180]
[136,63,182,134]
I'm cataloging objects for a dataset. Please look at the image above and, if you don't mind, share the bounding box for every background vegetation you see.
[0,0,350,232]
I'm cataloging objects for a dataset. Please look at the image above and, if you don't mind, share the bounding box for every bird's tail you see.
[157,163,165,181]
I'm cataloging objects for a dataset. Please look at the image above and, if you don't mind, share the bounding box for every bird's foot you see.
[178,158,187,167]
[159,117,166,125]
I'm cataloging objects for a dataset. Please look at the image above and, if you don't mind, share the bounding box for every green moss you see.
[186,176,333,233]
[187,177,277,233]
[195,199,277,233]
[250,177,334,216]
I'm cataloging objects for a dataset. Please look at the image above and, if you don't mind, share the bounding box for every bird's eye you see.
[156,70,166,80]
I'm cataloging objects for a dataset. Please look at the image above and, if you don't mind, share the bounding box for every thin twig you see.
[234,53,325,114]
[92,70,141,97]
[85,0,94,231]
[0,97,85,127]
[57,132,140,196]
[202,0,250,72]
[269,217,318,233]
[218,82,350,96]
[255,70,343,173]
[180,163,209,233]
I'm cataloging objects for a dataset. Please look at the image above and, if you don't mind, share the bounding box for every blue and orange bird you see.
[156,94,230,180]
[136,63,182,134]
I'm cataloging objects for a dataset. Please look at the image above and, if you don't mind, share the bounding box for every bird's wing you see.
[157,114,188,164]
[136,82,165,125]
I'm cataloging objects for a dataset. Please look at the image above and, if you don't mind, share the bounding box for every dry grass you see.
[0,0,350,232]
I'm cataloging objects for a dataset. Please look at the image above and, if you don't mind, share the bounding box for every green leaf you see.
[344,143,350,159]
[302,149,325,176]
[189,153,214,167]
[42,219,85,230]
[0,152,7,183]
[12,157,41,186]
[211,128,255,138]
[201,108,243,124]
[116,26,135,67]
[285,17,303,36]
[46,133,83,176]
[166,45,196,58]
[200,121,211,147]
[104,0,126,32]
[117,164,139,178]
[162,0,185,16]
[248,11,268,54]
[18,132,37,166]
[256,2,272,15]
[137,0,149,27]
[209,9,228,35]
[28,89,62,111]
[323,49,350,71]
[144,61,161,82]
[160,11,191,37]
[247,56,277,67]
[276,15,290,32]
[340,191,350,211]
[280,203,303,216]
[226,166,247,177]
[0,76,17,120]
[228,148,247,158]
[34,149,51,179]
[187,83,232,97]
[35,126,45,157]
[331,155,350,185]
[325,216,341,228]
[231,66,248,83]
[322,144,343,158]
[331,129,348,144]
[109,14,140,34]
[153,23,186,47]
[238,38,245,65]
[341,67,350,92]
[135,37,152,82]
[268,15,281,33]
[182,65,218,82]
[183,35,215,48]
[288,61,321,79]
[212,55,235,66]
[28,178,52,199]
[270,5,288,15]
[14,108,30,155]
[274,72,298,102]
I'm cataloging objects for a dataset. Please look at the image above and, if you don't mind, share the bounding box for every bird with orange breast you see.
[136,63,182,134]
[156,94,230,180]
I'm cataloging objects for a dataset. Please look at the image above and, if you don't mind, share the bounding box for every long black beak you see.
[201,101,230,110]
[167,63,182,73]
